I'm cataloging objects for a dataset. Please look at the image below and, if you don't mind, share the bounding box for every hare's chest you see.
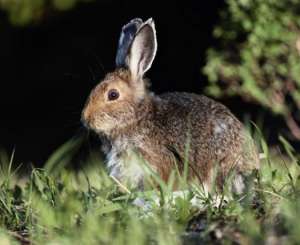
[106,144,146,189]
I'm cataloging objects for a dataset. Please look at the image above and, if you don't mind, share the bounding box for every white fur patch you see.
[232,174,245,194]
[107,138,146,188]
[214,122,227,135]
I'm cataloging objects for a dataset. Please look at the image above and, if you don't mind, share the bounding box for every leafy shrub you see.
[204,0,300,140]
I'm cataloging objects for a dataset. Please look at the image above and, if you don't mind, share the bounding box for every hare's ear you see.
[127,18,157,80]
[115,18,143,68]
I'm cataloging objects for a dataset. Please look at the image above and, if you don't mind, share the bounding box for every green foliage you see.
[204,0,300,139]
[0,0,94,25]
[0,136,299,244]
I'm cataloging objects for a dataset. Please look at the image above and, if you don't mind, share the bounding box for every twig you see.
[110,175,131,194]
[7,231,31,245]
[285,112,300,140]
[254,188,287,200]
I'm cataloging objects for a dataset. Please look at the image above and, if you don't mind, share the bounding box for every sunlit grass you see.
[0,133,299,244]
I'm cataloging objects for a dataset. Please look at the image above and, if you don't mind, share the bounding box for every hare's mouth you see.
[82,112,118,134]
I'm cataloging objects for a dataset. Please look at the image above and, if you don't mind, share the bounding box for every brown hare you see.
[82,18,259,194]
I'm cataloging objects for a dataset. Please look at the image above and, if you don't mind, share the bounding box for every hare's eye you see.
[107,89,120,101]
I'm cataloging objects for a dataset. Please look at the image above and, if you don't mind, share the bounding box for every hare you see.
[82,18,259,194]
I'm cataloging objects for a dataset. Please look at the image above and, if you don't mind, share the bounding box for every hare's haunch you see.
[82,18,259,192]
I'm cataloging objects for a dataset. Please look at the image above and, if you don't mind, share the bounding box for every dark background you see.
[0,0,281,166]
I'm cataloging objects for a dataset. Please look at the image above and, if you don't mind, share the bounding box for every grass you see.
[0,135,300,245]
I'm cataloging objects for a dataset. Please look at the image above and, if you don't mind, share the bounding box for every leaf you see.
[96,203,123,215]
[279,135,297,163]
[44,137,82,174]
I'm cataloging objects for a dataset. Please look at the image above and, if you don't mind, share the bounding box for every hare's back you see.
[157,92,240,125]
[155,92,248,165]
